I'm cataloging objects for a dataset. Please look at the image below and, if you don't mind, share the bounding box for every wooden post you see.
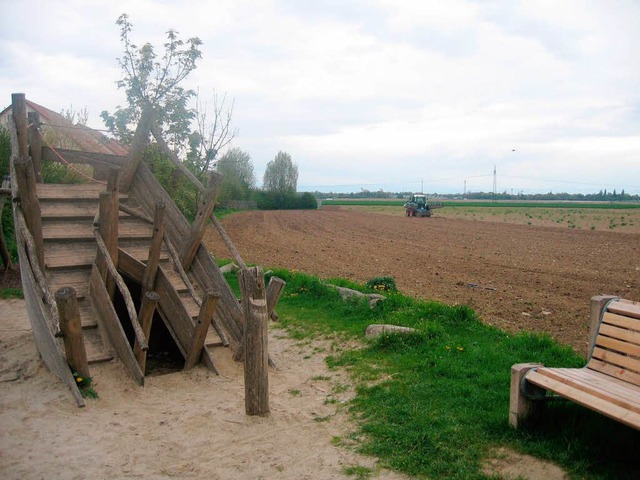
[97,191,118,297]
[239,267,270,416]
[120,106,154,191]
[509,363,544,429]
[180,171,223,271]
[142,202,165,294]
[12,93,29,158]
[266,276,286,321]
[27,111,43,182]
[56,287,90,379]
[184,291,220,370]
[13,156,45,271]
[589,295,618,356]
[133,291,160,374]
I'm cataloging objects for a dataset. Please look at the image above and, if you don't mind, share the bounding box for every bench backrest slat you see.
[587,301,640,387]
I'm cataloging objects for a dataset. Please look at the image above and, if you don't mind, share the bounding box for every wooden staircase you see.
[39,183,225,370]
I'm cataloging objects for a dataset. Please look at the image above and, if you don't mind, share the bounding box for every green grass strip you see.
[238,269,640,479]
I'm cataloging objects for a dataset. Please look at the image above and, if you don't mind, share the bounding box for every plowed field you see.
[205,208,640,355]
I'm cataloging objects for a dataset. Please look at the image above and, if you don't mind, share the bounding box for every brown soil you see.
[206,207,640,356]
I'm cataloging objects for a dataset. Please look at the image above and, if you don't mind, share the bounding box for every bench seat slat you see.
[588,359,640,387]
[607,302,640,320]
[595,335,640,358]
[526,370,640,430]
[591,347,640,375]
[599,323,640,348]
[532,368,640,413]
[603,312,640,331]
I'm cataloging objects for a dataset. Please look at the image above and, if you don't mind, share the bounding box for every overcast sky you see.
[1,0,639,194]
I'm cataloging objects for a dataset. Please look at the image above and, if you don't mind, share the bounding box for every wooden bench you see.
[510,295,640,431]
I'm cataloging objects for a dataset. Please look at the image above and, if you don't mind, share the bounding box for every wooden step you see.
[83,323,114,364]
[37,183,129,201]
[42,219,153,241]
[49,269,91,299]
[45,242,97,269]
[40,202,130,221]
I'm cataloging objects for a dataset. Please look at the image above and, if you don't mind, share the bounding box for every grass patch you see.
[259,268,640,479]
[1,288,23,299]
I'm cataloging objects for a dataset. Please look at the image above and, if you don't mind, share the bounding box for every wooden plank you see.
[43,219,152,241]
[608,301,640,320]
[42,147,127,168]
[544,368,640,406]
[16,227,85,407]
[588,359,640,387]
[595,335,640,357]
[36,183,105,200]
[40,202,128,220]
[599,323,640,347]
[184,292,219,369]
[526,370,640,430]
[591,347,640,374]
[603,312,640,332]
[50,270,92,299]
[134,291,160,374]
[89,264,144,386]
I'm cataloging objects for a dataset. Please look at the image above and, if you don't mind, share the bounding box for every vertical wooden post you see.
[142,202,165,294]
[184,291,220,370]
[266,276,286,321]
[27,111,43,182]
[180,171,223,271]
[97,167,121,296]
[133,291,160,374]
[120,106,154,191]
[55,287,90,379]
[509,363,544,428]
[11,93,29,158]
[13,156,44,270]
[589,295,618,356]
[239,267,270,416]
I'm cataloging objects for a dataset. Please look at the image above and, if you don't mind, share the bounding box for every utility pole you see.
[464,180,467,197]
[421,178,424,194]
[493,165,497,203]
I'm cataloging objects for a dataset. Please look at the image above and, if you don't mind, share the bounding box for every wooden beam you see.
[210,215,248,270]
[180,171,223,271]
[13,156,45,271]
[55,287,90,379]
[42,147,128,167]
[266,276,286,321]
[11,93,28,158]
[93,230,148,351]
[89,265,144,386]
[184,291,220,369]
[120,106,154,191]
[589,295,619,357]
[239,267,270,416]
[142,202,165,294]
[134,291,160,374]
[27,112,43,182]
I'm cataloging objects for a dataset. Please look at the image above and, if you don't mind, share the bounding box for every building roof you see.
[1,99,128,156]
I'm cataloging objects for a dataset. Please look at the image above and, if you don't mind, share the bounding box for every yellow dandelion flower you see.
[76,377,83,383]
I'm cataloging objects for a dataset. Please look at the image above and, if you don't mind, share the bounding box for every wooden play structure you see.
[6,93,283,413]
[510,295,640,431]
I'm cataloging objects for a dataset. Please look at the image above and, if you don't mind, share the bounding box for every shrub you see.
[365,276,397,292]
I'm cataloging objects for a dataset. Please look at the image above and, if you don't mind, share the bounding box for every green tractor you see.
[404,194,443,217]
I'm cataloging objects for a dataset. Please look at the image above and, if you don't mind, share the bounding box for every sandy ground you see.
[0,297,568,480]
[0,298,407,480]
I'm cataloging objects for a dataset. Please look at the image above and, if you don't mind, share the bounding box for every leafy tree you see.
[100,13,203,152]
[215,147,255,203]
[263,151,298,194]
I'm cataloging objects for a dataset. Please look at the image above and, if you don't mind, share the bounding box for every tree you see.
[215,148,255,203]
[263,151,298,194]
[100,13,203,151]
[186,90,238,177]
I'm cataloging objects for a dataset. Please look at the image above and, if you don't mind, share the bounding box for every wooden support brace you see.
[13,156,44,271]
[56,287,90,379]
[589,295,618,355]
[97,191,118,297]
[120,106,154,192]
[134,291,160,374]
[180,171,223,271]
[142,202,165,295]
[239,267,270,416]
[184,291,220,370]
[509,363,545,429]
[12,93,29,158]
[27,112,43,183]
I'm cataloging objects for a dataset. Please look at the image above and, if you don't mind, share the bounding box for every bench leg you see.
[509,363,545,428]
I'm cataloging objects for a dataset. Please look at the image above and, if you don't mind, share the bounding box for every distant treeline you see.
[313,188,640,202]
